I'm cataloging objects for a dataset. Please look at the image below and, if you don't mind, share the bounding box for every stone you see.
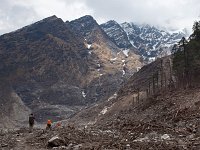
[161,134,170,140]
[48,136,65,147]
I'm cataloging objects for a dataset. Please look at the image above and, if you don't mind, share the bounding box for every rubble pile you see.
[1,88,200,149]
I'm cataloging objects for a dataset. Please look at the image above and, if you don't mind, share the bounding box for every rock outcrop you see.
[0,79,30,128]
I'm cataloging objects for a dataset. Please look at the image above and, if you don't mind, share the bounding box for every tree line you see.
[132,21,200,106]
[132,57,173,106]
[172,21,200,88]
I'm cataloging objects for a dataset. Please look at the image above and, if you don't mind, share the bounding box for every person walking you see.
[29,113,35,132]
[46,119,52,130]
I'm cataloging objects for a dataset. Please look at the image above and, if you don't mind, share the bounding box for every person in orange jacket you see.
[46,119,52,130]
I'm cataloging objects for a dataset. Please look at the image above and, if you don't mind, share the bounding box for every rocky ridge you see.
[101,21,188,62]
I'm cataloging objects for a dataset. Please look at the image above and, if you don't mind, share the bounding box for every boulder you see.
[48,136,65,147]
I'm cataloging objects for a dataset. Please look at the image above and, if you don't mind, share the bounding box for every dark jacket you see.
[29,115,35,125]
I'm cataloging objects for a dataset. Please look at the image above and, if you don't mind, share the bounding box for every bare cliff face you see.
[68,15,144,105]
[0,15,142,126]
[0,79,30,128]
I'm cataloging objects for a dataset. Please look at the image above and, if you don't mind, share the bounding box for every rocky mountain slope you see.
[2,57,200,150]
[0,15,90,125]
[68,56,173,126]
[100,20,132,49]
[0,15,142,127]
[60,55,200,149]
[101,21,188,62]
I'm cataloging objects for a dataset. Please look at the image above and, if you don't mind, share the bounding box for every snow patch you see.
[110,57,117,61]
[82,91,86,98]
[136,67,141,72]
[130,41,138,48]
[87,44,92,49]
[123,49,130,57]
[99,104,115,115]
[100,107,108,115]
[108,93,118,101]
[148,57,156,63]
[122,70,125,76]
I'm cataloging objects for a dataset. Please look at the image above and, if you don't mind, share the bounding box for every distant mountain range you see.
[101,20,188,62]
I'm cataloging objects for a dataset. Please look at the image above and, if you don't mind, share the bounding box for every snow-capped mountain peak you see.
[101,20,187,62]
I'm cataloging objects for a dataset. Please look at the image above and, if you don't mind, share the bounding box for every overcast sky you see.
[0,0,200,35]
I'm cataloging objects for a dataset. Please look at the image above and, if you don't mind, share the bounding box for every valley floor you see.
[1,88,200,149]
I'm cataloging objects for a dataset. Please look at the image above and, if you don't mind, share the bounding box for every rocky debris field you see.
[95,88,200,150]
[1,88,200,150]
[1,107,200,150]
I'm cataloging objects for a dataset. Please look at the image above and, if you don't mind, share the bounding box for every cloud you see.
[0,0,39,34]
[0,0,93,35]
[84,0,200,32]
[20,0,93,21]
[0,0,199,35]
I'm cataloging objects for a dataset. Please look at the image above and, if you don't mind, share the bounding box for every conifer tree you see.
[172,21,200,87]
